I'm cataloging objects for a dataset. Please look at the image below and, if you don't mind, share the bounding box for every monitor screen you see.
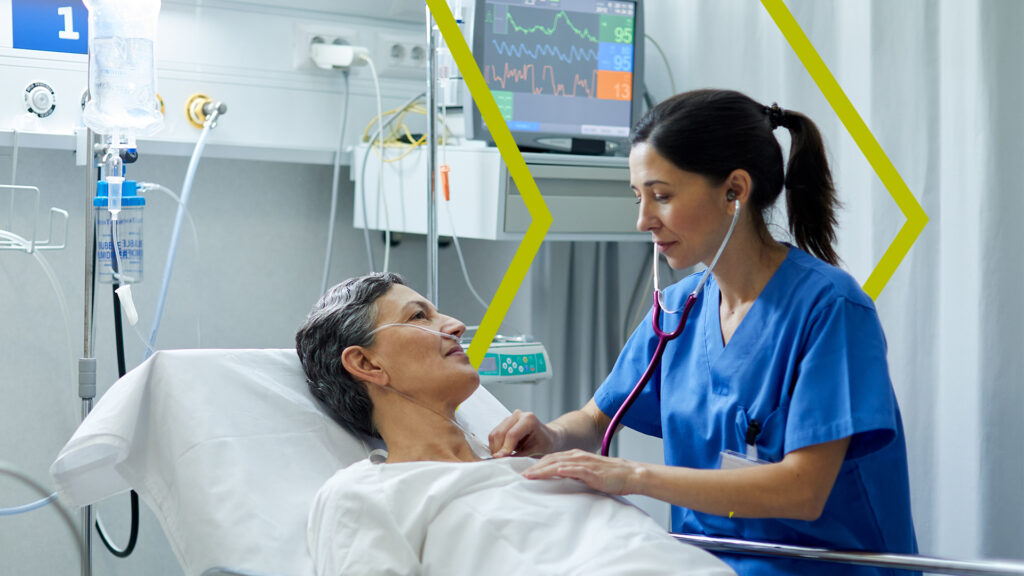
[468,0,644,155]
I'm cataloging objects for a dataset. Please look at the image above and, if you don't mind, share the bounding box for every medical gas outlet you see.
[25,81,57,118]
[185,94,228,130]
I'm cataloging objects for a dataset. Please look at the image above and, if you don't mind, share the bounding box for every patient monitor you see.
[50,349,511,576]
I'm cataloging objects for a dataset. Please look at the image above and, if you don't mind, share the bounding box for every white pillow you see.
[50,348,509,576]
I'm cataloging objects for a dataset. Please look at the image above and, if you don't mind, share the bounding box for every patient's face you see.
[370,285,479,407]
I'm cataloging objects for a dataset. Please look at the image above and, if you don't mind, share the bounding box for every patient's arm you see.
[490,398,611,457]
[525,436,850,522]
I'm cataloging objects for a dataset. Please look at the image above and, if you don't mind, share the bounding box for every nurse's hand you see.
[521,449,641,496]
[489,410,559,458]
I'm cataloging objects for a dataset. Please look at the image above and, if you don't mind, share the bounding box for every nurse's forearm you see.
[549,399,610,453]
[626,437,850,521]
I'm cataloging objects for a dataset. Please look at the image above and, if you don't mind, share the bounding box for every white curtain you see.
[539,0,1023,562]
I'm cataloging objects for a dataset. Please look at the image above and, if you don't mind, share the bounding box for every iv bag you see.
[82,0,164,137]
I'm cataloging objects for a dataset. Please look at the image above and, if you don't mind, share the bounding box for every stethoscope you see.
[600,198,742,456]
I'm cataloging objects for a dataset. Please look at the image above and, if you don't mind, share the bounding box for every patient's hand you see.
[521,449,642,496]
[489,410,558,458]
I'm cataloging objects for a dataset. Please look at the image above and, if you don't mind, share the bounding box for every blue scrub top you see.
[595,246,918,576]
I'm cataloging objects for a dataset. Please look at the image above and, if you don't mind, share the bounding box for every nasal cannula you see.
[366,322,493,460]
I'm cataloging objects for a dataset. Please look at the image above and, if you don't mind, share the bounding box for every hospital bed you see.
[51,349,1024,576]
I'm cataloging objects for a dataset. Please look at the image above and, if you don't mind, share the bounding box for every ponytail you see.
[780,110,840,265]
[632,91,841,266]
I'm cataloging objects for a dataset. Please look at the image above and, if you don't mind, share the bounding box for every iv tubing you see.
[320,71,350,294]
[358,92,425,272]
[109,218,133,284]
[145,119,215,358]
[138,182,203,348]
[444,201,488,310]
[93,281,140,558]
[365,56,390,272]
[0,230,75,393]
[0,492,56,516]
[0,462,85,571]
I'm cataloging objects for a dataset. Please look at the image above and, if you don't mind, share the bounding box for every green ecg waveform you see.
[506,9,598,43]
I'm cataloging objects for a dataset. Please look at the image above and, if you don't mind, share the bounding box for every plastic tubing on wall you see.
[145,121,213,359]
[0,230,75,392]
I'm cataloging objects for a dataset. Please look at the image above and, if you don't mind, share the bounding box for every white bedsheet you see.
[308,457,734,576]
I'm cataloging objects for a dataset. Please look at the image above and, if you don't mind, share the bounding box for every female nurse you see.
[488,89,919,576]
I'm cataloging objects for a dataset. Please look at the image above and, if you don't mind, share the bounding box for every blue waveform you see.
[491,39,598,64]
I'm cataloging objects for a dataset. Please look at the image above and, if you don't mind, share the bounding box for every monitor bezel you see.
[466,0,644,156]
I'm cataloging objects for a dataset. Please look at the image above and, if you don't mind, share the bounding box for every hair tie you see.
[765,103,786,130]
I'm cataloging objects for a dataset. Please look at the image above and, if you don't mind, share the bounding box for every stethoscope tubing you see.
[600,292,697,456]
[599,199,740,457]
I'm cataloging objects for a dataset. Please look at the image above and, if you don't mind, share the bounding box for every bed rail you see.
[673,534,1024,575]
[200,537,1024,576]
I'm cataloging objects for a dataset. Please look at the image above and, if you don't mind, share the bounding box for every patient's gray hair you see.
[295,273,404,439]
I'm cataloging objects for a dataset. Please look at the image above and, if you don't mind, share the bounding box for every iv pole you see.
[80,126,97,576]
[425,5,440,306]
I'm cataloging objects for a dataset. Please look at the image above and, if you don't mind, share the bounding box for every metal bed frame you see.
[200,536,1024,576]
[671,534,1024,575]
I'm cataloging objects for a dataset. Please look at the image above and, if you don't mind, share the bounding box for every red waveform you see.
[486,62,597,98]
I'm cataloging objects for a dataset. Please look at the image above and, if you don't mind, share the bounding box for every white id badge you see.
[719,449,771,470]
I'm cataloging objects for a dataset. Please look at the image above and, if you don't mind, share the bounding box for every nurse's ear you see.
[724,169,753,211]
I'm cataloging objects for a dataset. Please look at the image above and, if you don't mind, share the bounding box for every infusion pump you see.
[463,339,552,386]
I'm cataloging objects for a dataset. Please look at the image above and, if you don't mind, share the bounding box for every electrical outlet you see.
[293,23,361,70]
[376,32,429,78]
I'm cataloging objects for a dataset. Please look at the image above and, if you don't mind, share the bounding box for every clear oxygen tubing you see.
[359,92,426,272]
[101,148,130,285]
[364,55,390,273]
[0,492,57,516]
[0,461,85,572]
[364,322,491,459]
[437,80,489,312]
[0,230,76,396]
[137,182,202,349]
[145,113,218,359]
[108,218,132,284]
[443,201,488,310]
[320,71,351,294]
[4,131,75,390]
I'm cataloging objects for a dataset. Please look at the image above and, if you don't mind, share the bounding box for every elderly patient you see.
[296,273,734,576]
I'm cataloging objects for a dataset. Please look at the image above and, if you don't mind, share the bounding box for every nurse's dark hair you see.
[631,89,839,265]
[295,272,405,439]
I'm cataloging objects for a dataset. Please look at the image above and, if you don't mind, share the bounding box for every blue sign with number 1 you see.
[12,0,88,55]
